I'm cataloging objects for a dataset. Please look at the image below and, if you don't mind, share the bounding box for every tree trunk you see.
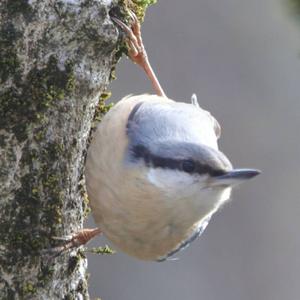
[0,0,120,298]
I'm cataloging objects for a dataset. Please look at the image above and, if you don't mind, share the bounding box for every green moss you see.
[96,91,113,115]
[22,282,37,295]
[87,91,113,146]
[78,173,91,219]
[0,55,78,259]
[0,55,76,142]
[82,91,114,220]
[24,56,76,110]
[87,245,116,255]
[132,0,157,20]
[82,192,91,218]
[118,0,157,21]
[1,139,70,264]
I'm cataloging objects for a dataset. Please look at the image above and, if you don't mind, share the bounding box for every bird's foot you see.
[111,11,148,69]
[42,228,102,258]
[111,11,166,97]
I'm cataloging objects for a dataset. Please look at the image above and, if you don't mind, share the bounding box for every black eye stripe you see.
[131,145,226,176]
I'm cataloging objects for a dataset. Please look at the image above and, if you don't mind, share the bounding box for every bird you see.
[62,11,260,261]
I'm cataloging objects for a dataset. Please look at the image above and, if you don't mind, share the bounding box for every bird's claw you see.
[111,11,148,68]
[111,10,166,97]
[41,228,102,259]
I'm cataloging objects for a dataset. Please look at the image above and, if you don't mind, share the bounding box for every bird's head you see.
[125,99,260,219]
[128,141,259,201]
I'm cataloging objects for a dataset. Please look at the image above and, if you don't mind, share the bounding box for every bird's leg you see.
[111,11,167,98]
[45,228,102,257]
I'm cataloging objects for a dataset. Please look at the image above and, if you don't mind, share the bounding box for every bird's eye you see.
[181,160,196,173]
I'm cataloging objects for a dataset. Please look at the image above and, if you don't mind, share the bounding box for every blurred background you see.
[87,0,300,299]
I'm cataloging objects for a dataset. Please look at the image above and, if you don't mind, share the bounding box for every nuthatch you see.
[66,12,260,261]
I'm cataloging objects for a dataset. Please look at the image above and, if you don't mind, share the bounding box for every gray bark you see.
[0,0,120,299]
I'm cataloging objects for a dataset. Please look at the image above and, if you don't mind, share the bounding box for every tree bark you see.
[0,0,120,298]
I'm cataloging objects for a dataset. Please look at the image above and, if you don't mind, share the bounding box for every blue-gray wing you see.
[156,215,211,262]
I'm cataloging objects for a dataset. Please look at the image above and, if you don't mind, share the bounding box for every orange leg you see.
[111,11,167,98]
[45,228,102,257]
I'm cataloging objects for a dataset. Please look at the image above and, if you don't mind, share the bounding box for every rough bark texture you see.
[0,0,120,299]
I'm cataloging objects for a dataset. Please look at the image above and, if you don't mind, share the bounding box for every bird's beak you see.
[211,168,261,186]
